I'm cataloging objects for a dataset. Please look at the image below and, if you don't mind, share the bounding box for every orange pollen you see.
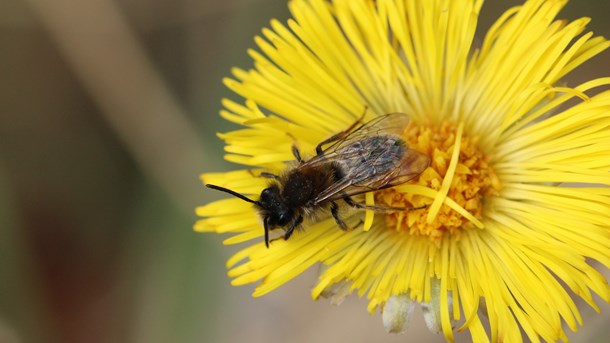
[376,121,501,242]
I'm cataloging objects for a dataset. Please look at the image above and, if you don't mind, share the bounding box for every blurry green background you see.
[0,0,609,342]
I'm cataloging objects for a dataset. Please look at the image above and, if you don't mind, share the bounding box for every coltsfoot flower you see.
[196,0,610,341]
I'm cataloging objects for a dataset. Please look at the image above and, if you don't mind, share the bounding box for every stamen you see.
[376,122,501,243]
[363,192,376,231]
[427,123,464,225]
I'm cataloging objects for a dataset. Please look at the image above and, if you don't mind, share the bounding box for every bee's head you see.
[205,183,291,248]
[259,185,293,245]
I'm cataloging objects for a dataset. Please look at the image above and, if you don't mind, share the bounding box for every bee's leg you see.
[292,143,303,163]
[264,217,271,248]
[330,202,350,231]
[343,195,425,212]
[247,169,279,179]
[315,109,367,155]
[285,132,304,163]
[259,172,279,179]
[283,215,304,240]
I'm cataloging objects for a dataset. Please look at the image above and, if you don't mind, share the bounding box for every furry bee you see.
[206,112,430,247]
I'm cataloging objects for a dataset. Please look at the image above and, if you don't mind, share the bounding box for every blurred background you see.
[0,0,609,342]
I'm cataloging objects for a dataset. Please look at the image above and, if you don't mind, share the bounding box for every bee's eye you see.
[278,212,292,226]
[260,186,280,203]
[261,188,270,197]
[260,188,274,203]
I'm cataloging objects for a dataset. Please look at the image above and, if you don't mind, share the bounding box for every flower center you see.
[376,122,501,242]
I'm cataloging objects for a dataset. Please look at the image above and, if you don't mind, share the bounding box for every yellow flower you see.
[196,0,610,341]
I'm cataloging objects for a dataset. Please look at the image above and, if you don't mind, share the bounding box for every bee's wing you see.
[302,113,429,204]
[313,148,429,204]
[323,113,412,153]
[303,113,412,168]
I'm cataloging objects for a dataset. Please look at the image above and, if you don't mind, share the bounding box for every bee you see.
[206,112,430,248]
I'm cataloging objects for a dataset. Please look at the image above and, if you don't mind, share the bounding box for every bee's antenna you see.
[206,184,259,204]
